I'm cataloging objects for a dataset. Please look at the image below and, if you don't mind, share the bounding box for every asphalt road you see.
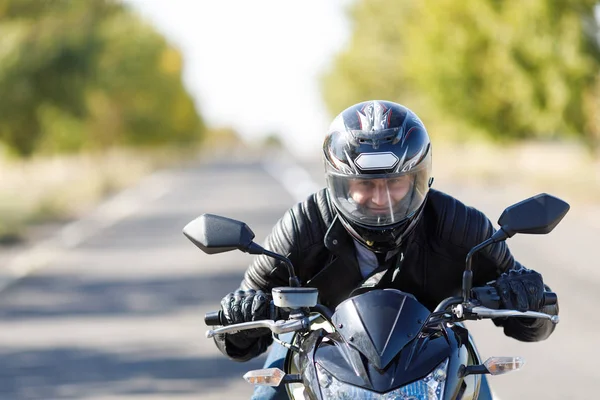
[0,153,597,399]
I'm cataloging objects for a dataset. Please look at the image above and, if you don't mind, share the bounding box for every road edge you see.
[0,170,173,294]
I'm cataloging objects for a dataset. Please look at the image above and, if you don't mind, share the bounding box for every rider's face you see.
[348,176,411,214]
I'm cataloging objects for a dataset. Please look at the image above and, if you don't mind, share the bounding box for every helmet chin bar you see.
[339,214,408,253]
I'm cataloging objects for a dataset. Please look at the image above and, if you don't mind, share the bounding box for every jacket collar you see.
[307,216,364,309]
[323,215,355,256]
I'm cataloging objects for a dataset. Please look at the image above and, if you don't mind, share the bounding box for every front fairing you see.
[332,289,432,370]
[291,289,479,399]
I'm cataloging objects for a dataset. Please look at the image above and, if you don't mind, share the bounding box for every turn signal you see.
[243,368,286,386]
[484,357,525,375]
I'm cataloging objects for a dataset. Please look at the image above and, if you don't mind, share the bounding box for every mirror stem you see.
[248,243,301,287]
[462,238,495,302]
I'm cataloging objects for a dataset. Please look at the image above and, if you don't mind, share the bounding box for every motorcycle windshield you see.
[332,289,431,370]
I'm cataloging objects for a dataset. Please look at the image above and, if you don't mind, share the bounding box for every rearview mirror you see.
[184,214,301,286]
[498,193,569,238]
[183,214,256,254]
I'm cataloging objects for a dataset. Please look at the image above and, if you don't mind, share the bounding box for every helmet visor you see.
[326,157,431,227]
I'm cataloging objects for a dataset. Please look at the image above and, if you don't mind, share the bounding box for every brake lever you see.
[465,305,560,324]
[205,317,312,338]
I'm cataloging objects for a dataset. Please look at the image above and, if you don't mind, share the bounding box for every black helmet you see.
[323,100,433,253]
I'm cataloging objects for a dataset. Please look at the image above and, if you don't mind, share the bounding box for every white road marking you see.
[262,155,320,203]
[0,171,172,293]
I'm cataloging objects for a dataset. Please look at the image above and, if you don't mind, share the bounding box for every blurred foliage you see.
[201,126,242,149]
[0,0,204,157]
[322,0,600,153]
[263,132,284,148]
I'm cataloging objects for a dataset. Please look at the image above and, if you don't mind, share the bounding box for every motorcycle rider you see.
[213,100,559,399]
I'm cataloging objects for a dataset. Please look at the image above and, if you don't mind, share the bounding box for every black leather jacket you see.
[215,188,559,361]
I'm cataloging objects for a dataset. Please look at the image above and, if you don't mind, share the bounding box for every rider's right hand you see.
[220,289,271,338]
[212,289,273,356]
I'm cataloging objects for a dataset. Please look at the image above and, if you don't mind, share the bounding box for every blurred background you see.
[0,0,598,399]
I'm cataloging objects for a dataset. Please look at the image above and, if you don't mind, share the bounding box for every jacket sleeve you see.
[434,190,559,342]
[213,189,333,361]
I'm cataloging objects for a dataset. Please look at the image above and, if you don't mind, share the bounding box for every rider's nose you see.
[371,185,388,207]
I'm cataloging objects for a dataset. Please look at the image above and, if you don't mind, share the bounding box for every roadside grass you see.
[0,145,202,244]
[433,140,600,206]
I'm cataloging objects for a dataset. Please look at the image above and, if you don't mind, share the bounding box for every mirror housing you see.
[463,193,569,301]
[497,193,569,238]
[183,213,301,287]
[183,214,256,254]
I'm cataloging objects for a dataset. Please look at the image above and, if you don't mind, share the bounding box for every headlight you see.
[316,358,449,400]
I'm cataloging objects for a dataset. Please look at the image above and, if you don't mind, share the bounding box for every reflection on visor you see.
[327,170,430,227]
[347,176,412,223]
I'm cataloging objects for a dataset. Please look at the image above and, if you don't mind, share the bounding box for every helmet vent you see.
[357,137,394,146]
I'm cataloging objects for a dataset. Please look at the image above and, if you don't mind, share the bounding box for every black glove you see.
[220,289,271,342]
[493,269,545,312]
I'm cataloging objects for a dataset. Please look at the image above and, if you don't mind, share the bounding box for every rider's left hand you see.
[493,269,545,312]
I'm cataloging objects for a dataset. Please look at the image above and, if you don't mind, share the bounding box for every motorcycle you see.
[184,193,568,399]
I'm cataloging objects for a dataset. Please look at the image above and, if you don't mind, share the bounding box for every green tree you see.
[89,9,204,150]
[0,0,204,157]
[0,0,113,156]
[322,0,600,152]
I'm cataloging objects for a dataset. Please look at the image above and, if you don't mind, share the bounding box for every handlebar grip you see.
[204,311,226,326]
[472,286,558,309]
[204,300,279,327]
[542,292,557,307]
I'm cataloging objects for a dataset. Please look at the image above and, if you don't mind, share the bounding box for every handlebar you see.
[205,288,558,333]
[204,310,225,326]
[542,292,557,306]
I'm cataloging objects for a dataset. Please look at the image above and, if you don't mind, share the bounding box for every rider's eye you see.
[388,178,406,186]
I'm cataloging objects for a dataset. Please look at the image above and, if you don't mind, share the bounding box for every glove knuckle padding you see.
[231,291,245,324]
[221,289,271,325]
[496,269,545,312]
[241,294,255,321]
[221,292,235,323]
[509,280,527,311]
[252,292,268,321]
